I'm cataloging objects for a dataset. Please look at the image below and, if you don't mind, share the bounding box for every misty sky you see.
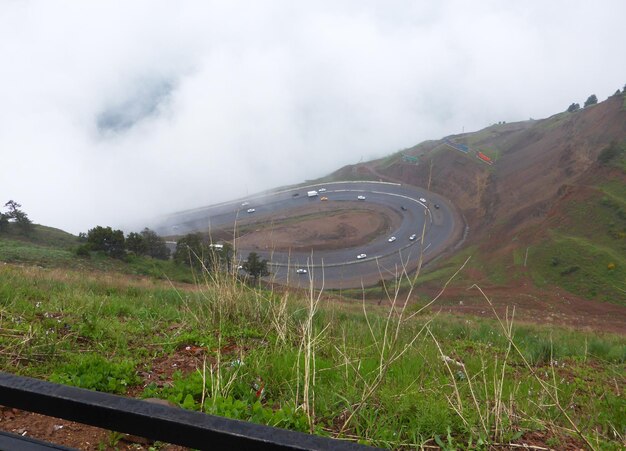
[1,1,625,234]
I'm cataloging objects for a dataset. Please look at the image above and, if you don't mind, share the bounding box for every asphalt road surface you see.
[158,181,459,289]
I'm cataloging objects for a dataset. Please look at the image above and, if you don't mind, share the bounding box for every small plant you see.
[434,427,461,451]
[560,265,580,276]
[50,354,139,394]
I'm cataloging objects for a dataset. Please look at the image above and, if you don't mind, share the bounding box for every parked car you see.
[388,236,396,243]
[296,268,307,274]
[241,201,250,206]
[401,206,407,211]
[292,193,300,197]
[318,188,327,192]
[357,195,366,200]
[357,253,367,259]
[320,196,328,201]
[409,234,417,241]
[434,204,440,209]
[247,208,256,213]
[419,197,427,203]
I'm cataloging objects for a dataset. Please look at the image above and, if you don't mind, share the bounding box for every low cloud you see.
[1,0,625,234]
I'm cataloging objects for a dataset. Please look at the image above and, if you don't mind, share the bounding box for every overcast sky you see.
[1,1,625,234]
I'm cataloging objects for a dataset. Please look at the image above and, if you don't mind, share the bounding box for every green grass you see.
[528,233,625,304]
[0,259,624,449]
[519,187,626,303]
[601,180,626,204]
[414,183,626,305]
[0,231,194,283]
[0,237,76,265]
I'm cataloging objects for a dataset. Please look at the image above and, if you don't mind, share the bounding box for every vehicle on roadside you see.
[357,195,366,200]
[434,204,440,209]
[320,196,328,201]
[356,253,367,259]
[241,201,250,206]
[307,190,318,197]
[318,188,327,192]
[409,234,417,241]
[388,236,396,242]
[419,197,427,203]
[296,268,307,274]
[292,193,300,197]
[401,206,407,211]
[247,208,256,213]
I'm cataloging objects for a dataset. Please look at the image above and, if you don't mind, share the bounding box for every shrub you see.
[566,103,580,112]
[86,226,125,259]
[75,244,91,258]
[597,141,624,164]
[584,94,598,107]
[560,266,580,276]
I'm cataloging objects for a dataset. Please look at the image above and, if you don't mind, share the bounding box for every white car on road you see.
[296,268,307,274]
[409,234,417,241]
[247,208,256,213]
[419,197,427,203]
[388,236,396,243]
[318,188,327,192]
[356,253,367,259]
[357,195,366,200]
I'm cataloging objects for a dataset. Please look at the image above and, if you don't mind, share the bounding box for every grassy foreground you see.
[0,257,624,449]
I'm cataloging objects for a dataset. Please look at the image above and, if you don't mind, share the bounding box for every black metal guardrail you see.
[0,372,379,450]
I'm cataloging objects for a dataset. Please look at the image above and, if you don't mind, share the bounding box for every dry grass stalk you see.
[470,284,596,451]
[295,257,329,433]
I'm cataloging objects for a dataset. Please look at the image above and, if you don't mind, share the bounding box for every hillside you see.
[1,99,625,450]
[329,94,626,308]
[0,241,624,449]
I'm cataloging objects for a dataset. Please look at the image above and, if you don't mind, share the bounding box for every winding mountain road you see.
[159,181,461,289]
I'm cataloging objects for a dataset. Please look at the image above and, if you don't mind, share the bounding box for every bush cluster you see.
[76,225,170,260]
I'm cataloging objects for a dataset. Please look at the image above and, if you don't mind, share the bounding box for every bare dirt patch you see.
[235,201,401,252]
[421,276,626,334]
[0,406,187,450]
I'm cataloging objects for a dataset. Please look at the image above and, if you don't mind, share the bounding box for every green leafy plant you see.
[50,354,139,394]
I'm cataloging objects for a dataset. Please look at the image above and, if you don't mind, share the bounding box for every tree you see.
[566,102,580,112]
[125,228,170,260]
[3,200,33,235]
[87,226,126,259]
[0,213,8,234]
[242,252,269,285]
[173,233,210,268]
[140,228,170,260]
[173,233,233,270]
[584,94,598,107]
[125,232,147,255]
